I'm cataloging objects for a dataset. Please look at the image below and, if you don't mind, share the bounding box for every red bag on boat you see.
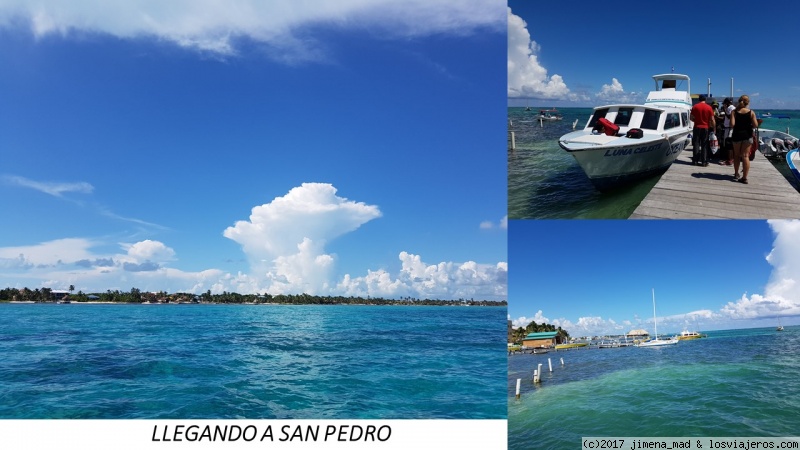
[749,128,759,161]
[597,117,619,136]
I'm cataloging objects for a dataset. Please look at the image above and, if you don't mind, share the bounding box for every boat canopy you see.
[651,74,691,90]
[645,74,691,108]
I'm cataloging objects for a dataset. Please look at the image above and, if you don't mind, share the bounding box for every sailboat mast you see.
[652,288,658,339]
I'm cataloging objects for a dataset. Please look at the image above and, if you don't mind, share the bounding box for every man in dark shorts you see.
[690,94,715,166]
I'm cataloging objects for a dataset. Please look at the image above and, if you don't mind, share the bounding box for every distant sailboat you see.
[777,318,784,331]
[637,289,679,347]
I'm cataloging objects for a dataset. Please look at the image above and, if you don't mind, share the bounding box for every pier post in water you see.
[548,358,552,372]
[516,378,521,399]
[560,357,564,366]
[509,131,516,150]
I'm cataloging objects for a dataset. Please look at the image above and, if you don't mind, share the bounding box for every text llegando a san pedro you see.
[152,423,391,443]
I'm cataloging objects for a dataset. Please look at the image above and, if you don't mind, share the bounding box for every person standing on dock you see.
[730,95,759,184]
[721,97,735,165]
[690,94,715,166]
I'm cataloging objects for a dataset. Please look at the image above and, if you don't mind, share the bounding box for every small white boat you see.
[787,149,800,184]
[537,108,563,121]
[638,289,679,348]
[559,74,693,191]
[758,129,799,158]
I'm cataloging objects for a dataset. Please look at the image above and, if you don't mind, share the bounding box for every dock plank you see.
[630,147,800,219]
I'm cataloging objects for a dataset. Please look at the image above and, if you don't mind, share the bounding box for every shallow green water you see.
[508,327,800,449]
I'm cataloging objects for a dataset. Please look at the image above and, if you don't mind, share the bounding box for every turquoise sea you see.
[508,108,800,219]
[0,303,506,419]
[508,327,800,449]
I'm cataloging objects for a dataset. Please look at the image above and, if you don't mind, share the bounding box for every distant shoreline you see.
[4,300,506,307]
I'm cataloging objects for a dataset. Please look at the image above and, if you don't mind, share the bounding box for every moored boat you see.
[638,289,679,348]
[559,74,693,191]
[787,148,800,184]
[555,342,588,350]
[759,129,799,158]
[537,108,563,121]
[676,330,706,340]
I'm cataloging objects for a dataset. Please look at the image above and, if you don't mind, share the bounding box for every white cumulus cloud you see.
[223,183,382,295]
[337,252,507,300]
[721,220,800,319]
[123,240,176,263]
[596,78,640,103]
[507,7,571,100]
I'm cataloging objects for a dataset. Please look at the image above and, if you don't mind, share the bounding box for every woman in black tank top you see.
[729,95,759,184]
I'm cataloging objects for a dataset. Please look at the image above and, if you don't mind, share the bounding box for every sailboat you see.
[637,289,679,347]
[777,318,784,331]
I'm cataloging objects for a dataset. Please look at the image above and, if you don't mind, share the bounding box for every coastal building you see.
[522,331,559,348]
[51,290,70,301]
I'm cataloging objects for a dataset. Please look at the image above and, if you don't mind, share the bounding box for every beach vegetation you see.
[510,320,570,343]
[0,286,507,306]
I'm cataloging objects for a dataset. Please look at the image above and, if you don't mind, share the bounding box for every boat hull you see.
[788,149,800,183]
[637,338,679,347]
[759,129,799,158]
[559,131,689,191]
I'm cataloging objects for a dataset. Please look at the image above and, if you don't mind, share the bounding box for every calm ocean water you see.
[508,108,800,219]
[0,303,506,419]
[508,327,800,449]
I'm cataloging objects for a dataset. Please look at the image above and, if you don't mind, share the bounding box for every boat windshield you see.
[588,108,609,128]
[614,108,634,126]
[664,113,681,130]
[641,109,661,130]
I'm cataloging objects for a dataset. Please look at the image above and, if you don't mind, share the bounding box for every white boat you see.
[637,289,679,347]
[559,74,693,191]
[758,128,799,158]
[786,148,800,184]
[537,108,563,121]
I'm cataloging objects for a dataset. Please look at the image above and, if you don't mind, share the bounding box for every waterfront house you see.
[522,331,559,348]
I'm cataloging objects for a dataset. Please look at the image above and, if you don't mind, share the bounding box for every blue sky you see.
[0,1,508,300]
[508,1,800,109]
[509,220,800,336]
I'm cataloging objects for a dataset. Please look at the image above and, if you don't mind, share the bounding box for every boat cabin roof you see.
[646,74,692,108]
[652,73,690,86]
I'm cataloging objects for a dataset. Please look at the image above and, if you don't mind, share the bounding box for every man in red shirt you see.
[690,94,716,166]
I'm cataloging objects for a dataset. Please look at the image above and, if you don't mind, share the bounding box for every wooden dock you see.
[630,147,800,219]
